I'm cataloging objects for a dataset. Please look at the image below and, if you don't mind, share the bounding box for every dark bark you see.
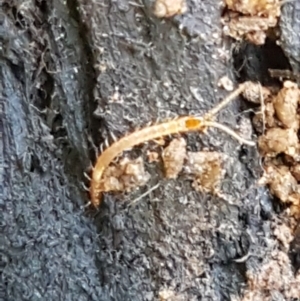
[0,0,298,300]
[280,0,300,75]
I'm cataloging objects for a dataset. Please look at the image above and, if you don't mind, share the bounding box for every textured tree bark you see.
[280,0,300,76]
[1,1,299,301]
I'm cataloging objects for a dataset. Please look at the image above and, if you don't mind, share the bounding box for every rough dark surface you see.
[1,0,300,301]
[280,0,300,75]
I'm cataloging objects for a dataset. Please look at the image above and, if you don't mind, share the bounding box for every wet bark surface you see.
[1,1,299,301]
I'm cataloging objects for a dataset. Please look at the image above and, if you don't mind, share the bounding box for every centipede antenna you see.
[204,120,256,146]
[83,172,92,181]
[204,83,246,120]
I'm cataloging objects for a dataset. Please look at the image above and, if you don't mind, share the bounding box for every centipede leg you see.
[81,201,92,209]
[99,143,105,154]
[110,131,118,142]
[87,133,99,158]
[86,161,94,172]
[104,138,110,149]
[83,172,92,181]
[81,182,90,192]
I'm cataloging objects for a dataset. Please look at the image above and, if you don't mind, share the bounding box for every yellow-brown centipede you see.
[90,83,255,207]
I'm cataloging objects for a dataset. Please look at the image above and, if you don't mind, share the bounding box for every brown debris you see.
[273,223,294,250]
[258,128,299,159]
[224,0,280,17]
[291,164,300,182]
[158,289,185,301]
[153,0,187,18]
[147,150,160,163]
[258,163,300,204]
[252,101,276,132]
[242,81,271,104]
[272,80,299,129]
[252,80,300,214]
[222,14,274,45]
[184,151,225,194]
[218,75,234,91]
[222,0,280,45]
[100,157,151,193]
[159,290,175,301]
[162,138,187,179]
[242,251,300,301]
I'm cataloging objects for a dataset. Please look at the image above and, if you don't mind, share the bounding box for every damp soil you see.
[1,1,300,301]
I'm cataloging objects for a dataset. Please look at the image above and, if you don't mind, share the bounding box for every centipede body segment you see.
[89,83,255,207]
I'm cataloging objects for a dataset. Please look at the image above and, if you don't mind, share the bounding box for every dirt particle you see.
[258,128,299,159]
[218,75,234,91]
[147,150,160,163]
[158,289,186,301]
[273,223,294,250]
[258,163,300,204]
[225,0,280,17]
[162,138,186,179]
[242,250,300,300]
[153,0,187,18]
[184,151,225,195]
[273,80,300,129]
[222,0,281,45]
[291,164,300,182]
[252,101,276,133]
[253,80,300,215]
[100,157,151,193]
[242,81,271,104]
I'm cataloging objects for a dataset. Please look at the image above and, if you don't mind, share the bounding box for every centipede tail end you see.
[89,179,102,207]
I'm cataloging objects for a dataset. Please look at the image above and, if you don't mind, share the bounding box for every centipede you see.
[89,82,256,207]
